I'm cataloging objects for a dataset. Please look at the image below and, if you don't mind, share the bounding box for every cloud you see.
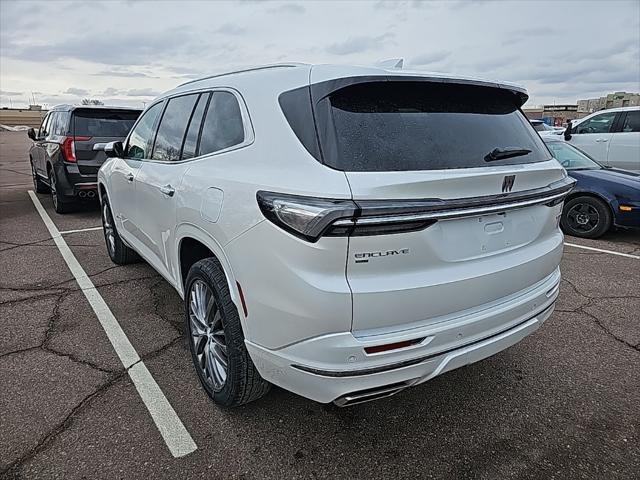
[213,23,246,35]
[0,90,22,96]
[409,51,451,66]
[64,87,90,96]
[126,88,161,97]
[102,87,121,96]
[326,33,395,55]
[267,3,305,14]
[92,69,155,78]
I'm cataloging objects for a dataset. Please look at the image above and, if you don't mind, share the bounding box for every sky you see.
[1,0,639,109]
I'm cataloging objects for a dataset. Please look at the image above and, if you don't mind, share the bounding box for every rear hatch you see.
[72,109,140,175]
[308,74,570,335]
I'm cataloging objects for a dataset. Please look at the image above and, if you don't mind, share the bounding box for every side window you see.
[621,111,640,133]
[38,113,51,138]
[152,94,199,161]
[181,93,210,160]
[126,102,163,159]
[575,112,617,134]
[198,91,245,156]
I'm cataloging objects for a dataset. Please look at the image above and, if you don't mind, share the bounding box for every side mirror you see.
[564,121,572,141]
[27,128,36,141]
[104,141,124,158]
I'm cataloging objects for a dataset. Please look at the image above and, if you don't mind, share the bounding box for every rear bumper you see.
[53,162,98,199]
[246,267,560,404]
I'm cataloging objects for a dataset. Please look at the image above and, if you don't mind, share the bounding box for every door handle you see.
[160,184,175,197]
[126,173,134,182]
[595,138,609,143]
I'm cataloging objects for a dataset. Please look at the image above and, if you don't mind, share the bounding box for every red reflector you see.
[236,281,248,317]
[364,338,423,354]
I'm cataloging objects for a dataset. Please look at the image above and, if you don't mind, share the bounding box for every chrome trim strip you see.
[333,177,575,226]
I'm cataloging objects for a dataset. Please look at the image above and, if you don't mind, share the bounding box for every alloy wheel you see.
[188,280,228,391]
[102,203,116,257]
[566,202,599,234]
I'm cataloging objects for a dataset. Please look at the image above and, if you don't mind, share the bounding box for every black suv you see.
[28,105,141,213]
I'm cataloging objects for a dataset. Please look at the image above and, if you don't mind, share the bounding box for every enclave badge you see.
[502,175,516,193]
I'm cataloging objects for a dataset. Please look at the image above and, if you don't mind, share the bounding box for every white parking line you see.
[59,226,103,235]
[565,242,640,260]
[28,191,197,458]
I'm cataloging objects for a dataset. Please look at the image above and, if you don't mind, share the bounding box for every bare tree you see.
[81,98,104,105]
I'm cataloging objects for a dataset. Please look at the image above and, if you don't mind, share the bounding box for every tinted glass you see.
[547,142,600,170]
[53,112,70,135]
[199,92,244,156]
[181,93,210,160]
[152,94,199,161]
[74,110,140,137]
[574,112,616,134]
[315,81,550,171]
[39,113,51,137]
[622,111,640,133]
[127,102,163,159]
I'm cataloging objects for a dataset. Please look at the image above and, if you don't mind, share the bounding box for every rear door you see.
[134,92,205,282]
[568,111,617,165]
[32,112,51,176]
[72,109,140,177]
[607,110,640,171]
[310,77,568,334]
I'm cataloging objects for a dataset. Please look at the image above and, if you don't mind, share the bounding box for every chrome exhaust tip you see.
[333,381,415,407]
[78,191,87,198]
[86,190,96,198]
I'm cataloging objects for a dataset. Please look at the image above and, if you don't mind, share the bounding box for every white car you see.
[531,119,562,136]
[565,106,640,172]
[97,63,574,407]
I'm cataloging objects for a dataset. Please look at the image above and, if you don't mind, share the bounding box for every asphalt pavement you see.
[1,130,639,479]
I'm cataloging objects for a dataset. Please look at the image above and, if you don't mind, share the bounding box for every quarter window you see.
[621,111,640,133]
[574,112,616,134]
[152,94,199,161]
[126,102,163,159]
[199,91,245,156]
[39,113,51,138]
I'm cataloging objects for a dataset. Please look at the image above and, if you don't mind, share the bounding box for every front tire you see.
[561,195,612,239]
[185,258,270,407]
[101,197,139,264]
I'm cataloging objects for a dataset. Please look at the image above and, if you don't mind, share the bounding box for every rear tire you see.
[31,161,49,193]
[101,196,139,264]
[185,258,270,407]
[49,168,73,214]
[561,196,612,239]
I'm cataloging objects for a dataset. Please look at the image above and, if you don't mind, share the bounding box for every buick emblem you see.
[502,175,516,193]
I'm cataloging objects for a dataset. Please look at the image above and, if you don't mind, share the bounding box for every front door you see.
[569,111,617,165]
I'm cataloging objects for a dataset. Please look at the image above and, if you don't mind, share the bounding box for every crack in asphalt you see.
[560,277,639,353]
[0,335,186,477]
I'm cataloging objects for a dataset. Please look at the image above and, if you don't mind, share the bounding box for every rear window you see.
[282,80,551,172]
[73,109,140,137]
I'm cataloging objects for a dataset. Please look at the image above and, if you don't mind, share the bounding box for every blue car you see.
[544,139,640,238]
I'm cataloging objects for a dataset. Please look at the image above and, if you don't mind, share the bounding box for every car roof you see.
[49,104,142,112]
[163,62,529,104]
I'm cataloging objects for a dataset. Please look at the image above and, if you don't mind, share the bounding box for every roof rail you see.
[177,63,308,88]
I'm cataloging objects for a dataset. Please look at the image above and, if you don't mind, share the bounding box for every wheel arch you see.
[175,226,248,333]
[564,190,615,220]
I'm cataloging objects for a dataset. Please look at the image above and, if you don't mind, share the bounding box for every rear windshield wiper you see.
[484,147,532,162]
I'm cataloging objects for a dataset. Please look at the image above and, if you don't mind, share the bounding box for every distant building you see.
[523,104,580,127]
[577,92,640,113]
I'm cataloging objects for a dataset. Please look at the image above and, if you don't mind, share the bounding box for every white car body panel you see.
[98,63,572,404]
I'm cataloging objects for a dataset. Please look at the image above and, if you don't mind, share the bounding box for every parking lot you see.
[1,129,638,479]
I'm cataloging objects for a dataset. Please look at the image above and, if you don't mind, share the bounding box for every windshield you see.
[314,81,551,171]
[532,122,552,132]
[546,141,601,170]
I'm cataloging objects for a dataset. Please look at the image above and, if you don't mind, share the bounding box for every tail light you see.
[256,191,435,242]
[60,136,91,162]
[257,177,575,243]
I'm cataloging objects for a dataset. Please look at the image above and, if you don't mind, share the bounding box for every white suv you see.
[98,63,574,407]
